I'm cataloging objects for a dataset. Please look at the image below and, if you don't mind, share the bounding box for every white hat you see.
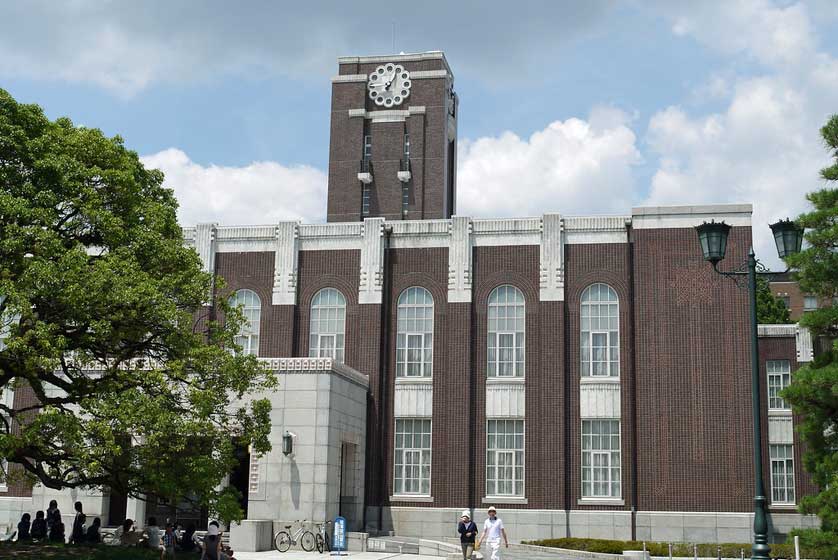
[487,506,497,512]
[461,510,471,518]
[207,525,219,536]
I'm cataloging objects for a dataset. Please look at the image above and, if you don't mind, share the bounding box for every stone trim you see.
[258,357,369,388]
[486,383,526,418]
[580,383,621,418]
[539,213,564,301]
[757,324,797,337]
[482,496,528,505]
[359,218,386,304]
[390,495,434,503]
[796,326,813,362]
[331,73,367,83]
[565,216,629,245]
[768,416,793,444]
[632,203,752,229]
[394,383,434,417]
[272,222,299,305]
[448,216,472,302]
[347,106,427,123]
[577,498,625,506]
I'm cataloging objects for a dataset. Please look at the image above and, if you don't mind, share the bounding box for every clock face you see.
[368,64,411,108]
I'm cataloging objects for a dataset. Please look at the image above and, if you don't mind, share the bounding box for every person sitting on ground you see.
[49,520,65,543]
[17,513,31,542]
[86,517,101,544]
[45,500,61,539]
[178,523,196,552]
[143,517,162,551]
[69,501,86,544]
[118,519,140,546]
[30,511,47,541]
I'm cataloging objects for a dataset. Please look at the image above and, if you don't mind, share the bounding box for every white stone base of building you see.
[364,506,819,545]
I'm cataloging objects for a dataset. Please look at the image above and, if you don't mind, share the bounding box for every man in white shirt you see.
[477,506,508,560]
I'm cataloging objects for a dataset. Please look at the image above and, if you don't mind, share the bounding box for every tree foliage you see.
[756,277,791,324]
[0,89,275,522]
[782,115,838,544]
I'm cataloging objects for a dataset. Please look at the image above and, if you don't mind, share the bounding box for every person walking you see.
[477,506,508,560]
[457,510,478,559]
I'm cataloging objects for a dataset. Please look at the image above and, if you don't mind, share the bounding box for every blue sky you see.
[2,1,837,266]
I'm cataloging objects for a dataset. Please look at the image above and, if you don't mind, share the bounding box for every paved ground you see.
[235,552,445,560]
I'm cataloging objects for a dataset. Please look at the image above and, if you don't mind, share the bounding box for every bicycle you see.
[315,520,332,553]
[273,519,315,552]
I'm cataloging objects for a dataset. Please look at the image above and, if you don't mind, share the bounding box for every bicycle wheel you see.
[300,530,316,552]
[274,531,292,552]
[315,533,324,553]
[323,531,331,552]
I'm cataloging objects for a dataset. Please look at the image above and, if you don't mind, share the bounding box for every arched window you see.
[228,289,261,356]
[309,288,347,362]
[396,287,434,377]
[581,283,619,377]
[487,285,525,377]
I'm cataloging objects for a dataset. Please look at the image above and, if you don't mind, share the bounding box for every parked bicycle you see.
[315,520,332,553]
[273,519,315,552]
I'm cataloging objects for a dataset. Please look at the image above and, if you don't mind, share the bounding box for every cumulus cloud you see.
[140,149,327,226]
[0,0,613,96]
[644,0,837,267]
[457,107,642,217]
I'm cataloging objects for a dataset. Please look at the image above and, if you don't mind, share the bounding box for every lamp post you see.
[694,218,803,560]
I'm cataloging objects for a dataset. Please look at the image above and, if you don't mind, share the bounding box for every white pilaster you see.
[447,216,472,303]
[539,214,564,301]
[272,222,299,306]
[796,326,813,362]
[195,223,217,274]
[359,218,386,305]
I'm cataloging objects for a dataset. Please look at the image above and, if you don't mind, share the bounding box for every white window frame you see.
[228,289,261,356]
[309,288,347,362]
[581,283,619,377]
[486,419,525,498]
[770,444,795,505]
[393,418,432,496]
[487,285,525,378]
[396,287,434,378]
[582,419,622,498]
[803,295,818,312]
[767,360,791,411]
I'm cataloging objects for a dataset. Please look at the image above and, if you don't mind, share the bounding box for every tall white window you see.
[486,419,524,497]
[487,285,525,377]
[396,287,434,377]
[767,360,791,411]
[394,418,431,495]
[582,419,621,498]
[228,289,261,356]
[581,283,619,377]
[804,295,818,312]
[770,444,795,504]
[309,288,347,362]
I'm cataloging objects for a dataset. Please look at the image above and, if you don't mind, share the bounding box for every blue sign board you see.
[332,516,347,552]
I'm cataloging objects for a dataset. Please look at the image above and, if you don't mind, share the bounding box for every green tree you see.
[0,89,275,522]
[782,114,838,554]
[756,277,791,324]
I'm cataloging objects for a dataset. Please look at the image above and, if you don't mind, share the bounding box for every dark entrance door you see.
[229,443,250,518]
[107,490,128,527]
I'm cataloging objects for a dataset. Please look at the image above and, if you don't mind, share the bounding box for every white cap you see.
[461,510,471,518]
[487,506,497,512]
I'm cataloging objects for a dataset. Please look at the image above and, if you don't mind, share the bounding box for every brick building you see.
[0,51,820,548]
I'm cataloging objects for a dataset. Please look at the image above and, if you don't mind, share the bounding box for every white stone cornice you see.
[564,216,629,244]
[259,357,369,388]
[272,222,299,306]
[540,214,564,301]
[298,222,364,251]
[359,218,386,304]
[390,220,450,248]
[347,106,427,123]
[331,74,367,83]
[195,223,217,274]
[471,217,541,246]
[757,324,798,337]
[448,216,473,303]
[632,203,752,229]
[214,225,277,253]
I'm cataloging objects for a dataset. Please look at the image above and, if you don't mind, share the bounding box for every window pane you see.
[396,288,434,378]
[581,284,618,377]
[582,419,621,498]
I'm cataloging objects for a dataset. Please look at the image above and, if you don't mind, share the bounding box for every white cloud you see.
[644,0,837,268]
[457,107,642,217]
[140,149,327,226]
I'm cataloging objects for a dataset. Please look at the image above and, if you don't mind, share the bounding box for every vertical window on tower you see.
[363,134,372,161]
[361,134,372,217]
[401,133,410,216]
[394,418,432,495]
[486,419,524,497]
[770,444,795,504]
[767,360,791,410]
[582,419,621,498]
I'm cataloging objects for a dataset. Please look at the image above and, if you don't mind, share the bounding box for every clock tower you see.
[326,51,458,222]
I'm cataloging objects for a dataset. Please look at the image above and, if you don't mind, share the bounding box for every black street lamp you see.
[694,218,803,560]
